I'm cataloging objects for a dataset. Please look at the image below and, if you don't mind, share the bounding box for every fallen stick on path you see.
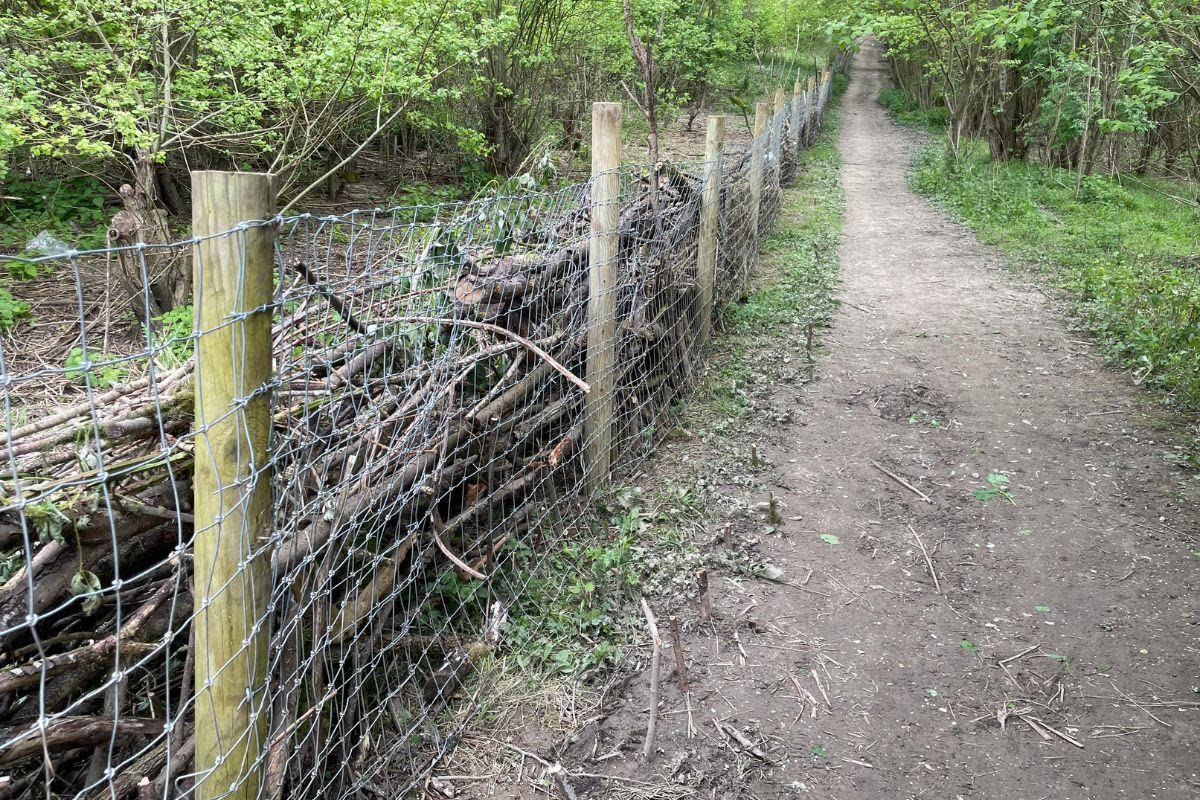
[810,667,832,709]
[711,717,771,761]
[546,763,579,800]
[907,524,942,594]
[870,459,934,504]
[1020,715,1052,741]
[999,644,1040,665]
[640,597,662,763]
[667,615,696,738]
[790,674,818,718]
[1024,716,1084,748]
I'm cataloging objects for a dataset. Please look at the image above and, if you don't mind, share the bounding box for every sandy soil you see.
[452,43,1200,800]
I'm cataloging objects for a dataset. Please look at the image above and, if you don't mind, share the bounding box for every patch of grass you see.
[905,137,1200,410]
[427,482,709,682]
[877,88,948,131]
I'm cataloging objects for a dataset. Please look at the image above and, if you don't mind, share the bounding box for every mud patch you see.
[850,381,950,423]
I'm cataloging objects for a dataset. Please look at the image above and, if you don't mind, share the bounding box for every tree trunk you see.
[108,151,189,324]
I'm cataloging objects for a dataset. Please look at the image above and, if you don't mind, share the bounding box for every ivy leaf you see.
[70,569,103,615]
[819,533,840,546]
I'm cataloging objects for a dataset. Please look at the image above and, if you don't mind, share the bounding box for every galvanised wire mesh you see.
[0,65,841,800]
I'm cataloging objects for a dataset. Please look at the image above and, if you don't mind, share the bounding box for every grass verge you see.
[702,75,847,431]
[880,92,1200,411]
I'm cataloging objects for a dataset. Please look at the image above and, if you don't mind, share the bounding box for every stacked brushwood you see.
[0,158,751,798]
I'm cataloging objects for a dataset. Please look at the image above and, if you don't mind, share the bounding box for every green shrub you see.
[0,175,110,253]
[878,88,948,131]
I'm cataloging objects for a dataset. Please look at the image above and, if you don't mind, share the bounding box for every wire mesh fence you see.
[0,60,844,800]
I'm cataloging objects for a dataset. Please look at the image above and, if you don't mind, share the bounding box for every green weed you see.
[64,347,126,389]
[424,482,707,680]
[150,304,194,367]
[974,472,1015,504]
[389,182,463,222]
[0,288,29,331]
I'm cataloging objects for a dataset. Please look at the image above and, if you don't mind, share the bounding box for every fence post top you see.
[191,170,274,187]
[591,101,622,121]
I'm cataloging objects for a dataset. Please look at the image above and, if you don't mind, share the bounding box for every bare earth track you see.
[458,44,1200,799]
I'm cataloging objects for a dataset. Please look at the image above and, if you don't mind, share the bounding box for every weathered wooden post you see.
[585,102,621,493]
[740,101,770,286]
[697,114,724,347]
[772,87,786,189]
[749,101,769,240]
[191,171,274,800]
[792,73,805,158]
[806,76,818,145]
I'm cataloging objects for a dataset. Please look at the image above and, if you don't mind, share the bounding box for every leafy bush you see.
[910,140,1200,409]
[878,88,948,131]
[0,175,110,253]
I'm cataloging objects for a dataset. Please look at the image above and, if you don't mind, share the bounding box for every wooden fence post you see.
[806,76,818,144]
[792,73,804,159]
[772,87,786,188]
[191,171,274,800]
[585,102,621,494]
[697,114,724,347]
[749,101,769,240]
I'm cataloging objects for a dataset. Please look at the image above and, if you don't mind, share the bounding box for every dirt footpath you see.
[516,43,1200,800]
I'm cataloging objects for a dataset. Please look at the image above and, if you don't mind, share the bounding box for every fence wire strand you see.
[0,61,844,800]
